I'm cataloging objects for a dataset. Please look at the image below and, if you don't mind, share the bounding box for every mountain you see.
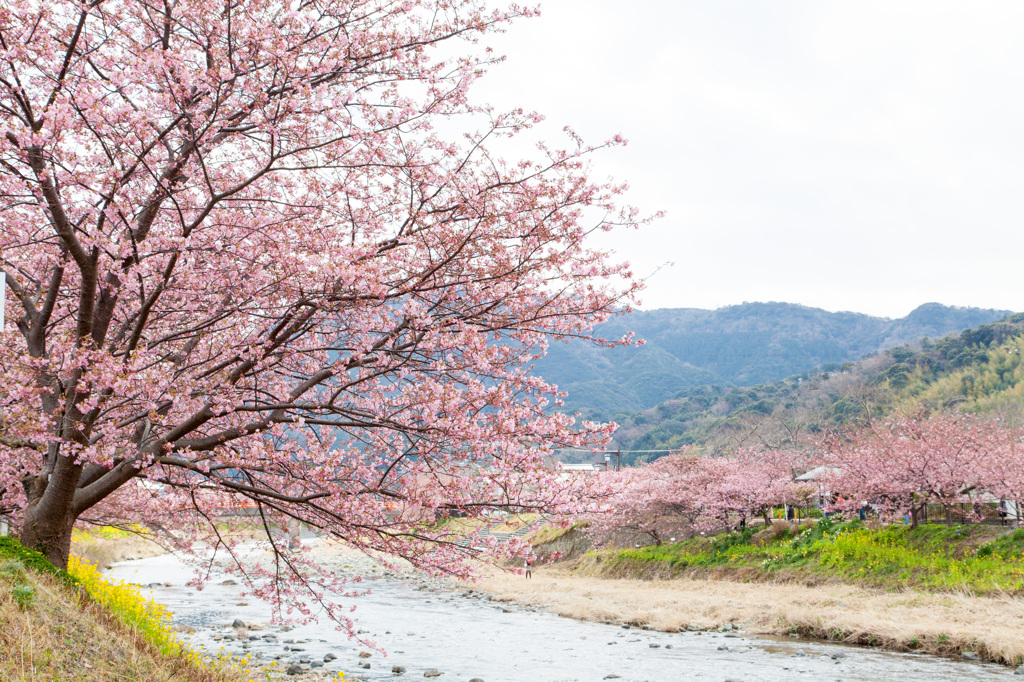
[534,302,1014,418]
[598,313,1024,465]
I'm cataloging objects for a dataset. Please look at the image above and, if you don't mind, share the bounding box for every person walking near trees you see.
[525,558,533,579]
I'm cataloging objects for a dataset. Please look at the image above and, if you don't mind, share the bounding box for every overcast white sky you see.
[470,0,1024,319]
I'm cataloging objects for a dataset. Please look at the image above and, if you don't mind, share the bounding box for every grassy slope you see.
[535,520,1024,664]
[573,519,1024,595]
[0,536,244,682]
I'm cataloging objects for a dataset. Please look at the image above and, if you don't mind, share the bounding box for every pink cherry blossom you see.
[588,448,800,544]
[821,414,1022,526]
[0,0,646,628]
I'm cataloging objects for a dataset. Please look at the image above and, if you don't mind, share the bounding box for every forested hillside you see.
[591,313,1024,466]
[536,302,1011,416]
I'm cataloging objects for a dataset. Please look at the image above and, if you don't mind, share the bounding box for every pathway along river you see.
[108,545,1014,681]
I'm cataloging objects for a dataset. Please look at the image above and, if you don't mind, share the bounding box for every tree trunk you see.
[19,450,84,570]
[20,502,76,569]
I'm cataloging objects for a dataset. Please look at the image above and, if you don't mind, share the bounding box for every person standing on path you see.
[525,558,533,579]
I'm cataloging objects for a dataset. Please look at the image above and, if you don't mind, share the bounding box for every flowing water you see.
[108,547,1013,682]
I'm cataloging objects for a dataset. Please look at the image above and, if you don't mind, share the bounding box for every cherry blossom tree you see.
[589,449,799,544]
[821,414,1005,527]
[0,0,644,608]
[587,453,703,546]
[712,449,799,526]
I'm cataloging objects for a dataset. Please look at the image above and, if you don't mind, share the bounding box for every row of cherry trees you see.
[588,448,807,545]
[591,414,1024,545]
[822,414,1024,527]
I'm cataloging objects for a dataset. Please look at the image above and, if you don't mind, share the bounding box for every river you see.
[107,545,1014,681]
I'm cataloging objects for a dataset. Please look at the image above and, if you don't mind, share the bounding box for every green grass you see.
[976,528,1024,559]
[0,535,79,587]
[615,526,762,569]
[604,519,1024,594]
[1,534,252,681]
[11,583,37,610]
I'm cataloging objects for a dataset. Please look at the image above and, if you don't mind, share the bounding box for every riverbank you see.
[48,522,1024,673]
[594,519,1024,594]
[468,564,1024,665]
[460,520,1024,668]
[0,536,245,682]
[111,547,1015,682]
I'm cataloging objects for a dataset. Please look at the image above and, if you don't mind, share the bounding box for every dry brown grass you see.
[466,564,1024,666]
[0,559,246,682]
[70,531,167,569]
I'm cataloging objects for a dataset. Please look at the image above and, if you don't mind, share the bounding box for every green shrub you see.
[12,583,36,610]
[976,528,1024,560]
[706,527,756,556]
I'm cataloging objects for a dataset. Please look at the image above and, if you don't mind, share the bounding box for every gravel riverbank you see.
[111,542,526,681]
[466,562,1024,667]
